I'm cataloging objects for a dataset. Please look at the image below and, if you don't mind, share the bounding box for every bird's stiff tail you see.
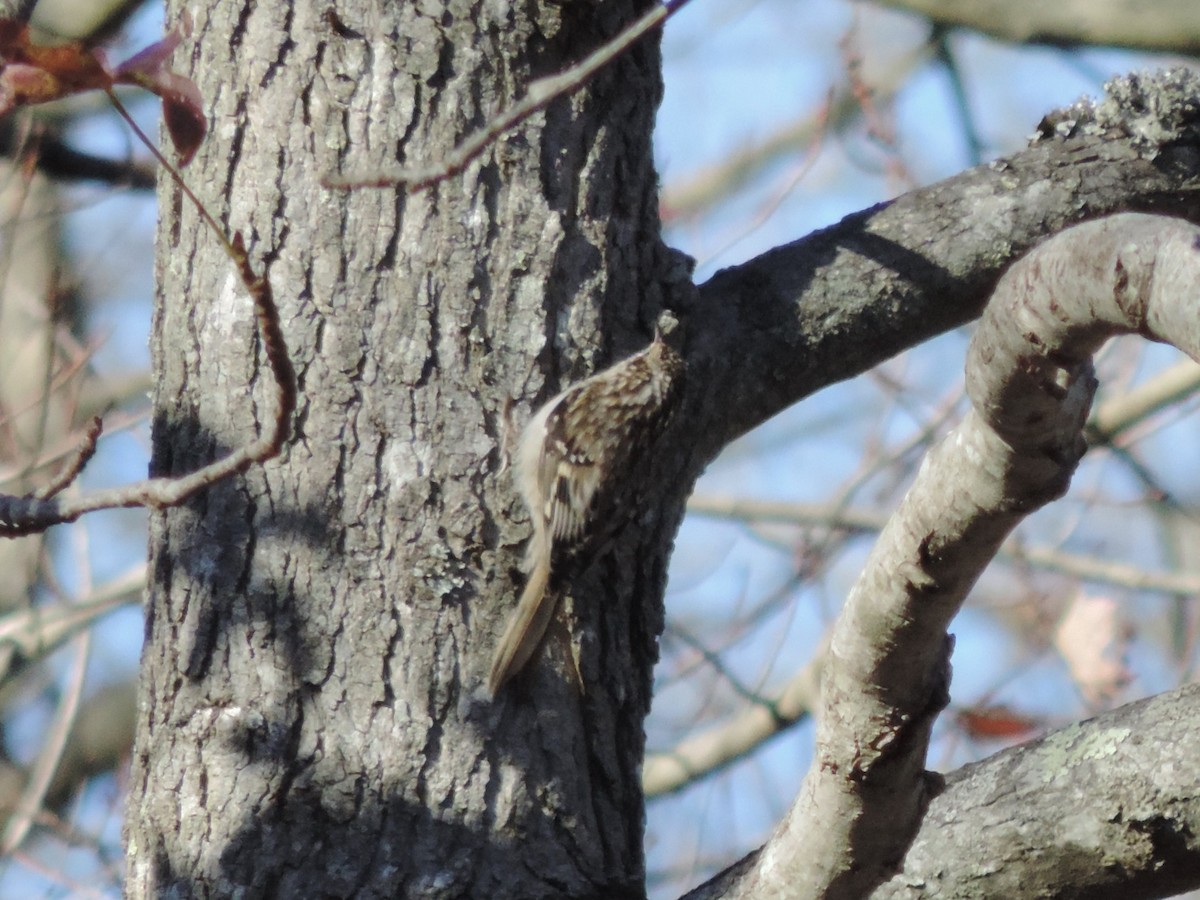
[487,555,555,696]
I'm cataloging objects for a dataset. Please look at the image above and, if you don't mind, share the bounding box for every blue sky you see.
[5,1,1194,896]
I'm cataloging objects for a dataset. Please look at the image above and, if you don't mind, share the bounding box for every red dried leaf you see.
[954,704,1041,741]
[158,75,206,165]
[0,62,66,114]
[112,26,206,165]
[0,19,111,113]
[111,29,183,79]
[0,17,207,164]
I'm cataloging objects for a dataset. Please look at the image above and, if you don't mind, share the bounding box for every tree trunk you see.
[125,1,687,896]
[122,1,1200,896]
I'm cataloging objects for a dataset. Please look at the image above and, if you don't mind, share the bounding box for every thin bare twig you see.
[0,573,140,684]
[689,488,1200,597]
[324,0,692,192]
[644,632,829,798]
[32,417,101,500]
[0,89,297,537]
[1087,358,1200,444]
[1,630,90,853]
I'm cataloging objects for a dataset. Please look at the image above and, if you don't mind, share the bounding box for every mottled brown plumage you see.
[487,322,685,695]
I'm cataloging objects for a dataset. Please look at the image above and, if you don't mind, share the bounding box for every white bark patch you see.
[383,436,432,489]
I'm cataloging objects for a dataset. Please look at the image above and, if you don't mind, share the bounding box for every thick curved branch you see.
[681,69,1200,467]
[690,213,1200,898]
[658,67,1200,818]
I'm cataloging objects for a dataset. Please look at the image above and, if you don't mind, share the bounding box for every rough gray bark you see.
[681,207,1200,897]
[873,683,1200,899]
[127,1,683,897]
[121,1,1200,897]
[686,69,1200,465]
[757,212,1200,897]
[686,683,1200,900]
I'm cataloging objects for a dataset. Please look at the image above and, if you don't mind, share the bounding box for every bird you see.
[487,316,685,696]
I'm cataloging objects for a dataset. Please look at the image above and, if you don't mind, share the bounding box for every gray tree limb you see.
[871,0,1200,52]
[690,213,1200,897]
[683,70,1200,470]
[873,683,1200,899]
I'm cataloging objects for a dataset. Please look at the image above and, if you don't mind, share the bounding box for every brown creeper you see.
[487,317,685,695]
